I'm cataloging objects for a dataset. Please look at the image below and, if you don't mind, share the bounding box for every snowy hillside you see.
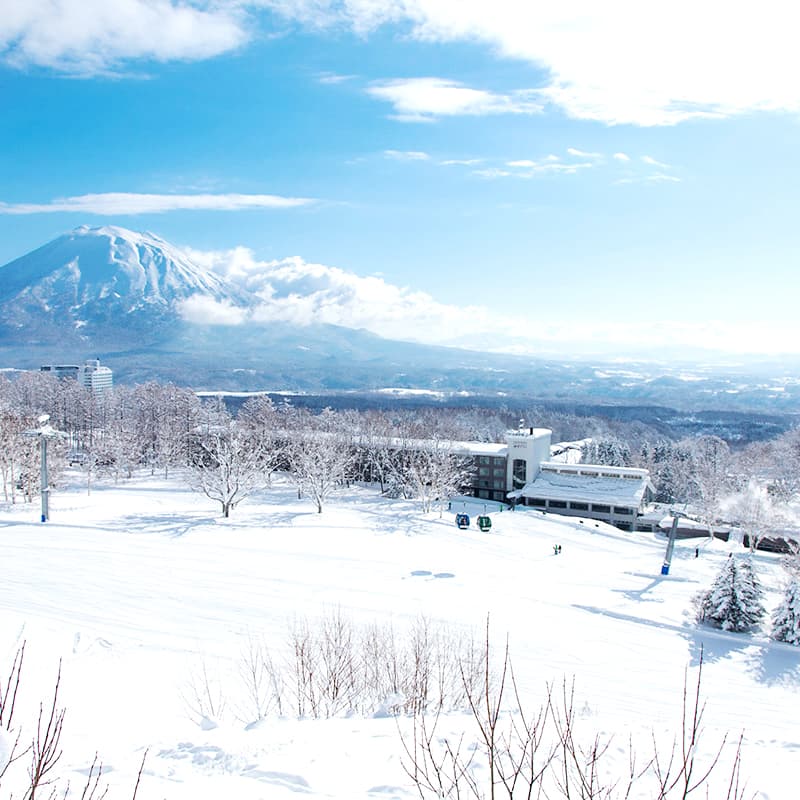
[1,473,797,799]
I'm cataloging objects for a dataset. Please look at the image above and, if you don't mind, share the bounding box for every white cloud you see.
[177,295,248,326]
[645,174,681,183]
[316,71,356,84]
[366,77,542,121]
[472,168,513,179]
[440,158,483,166]
[613,152,630,161]
[259,0,800,126]
[11,3,800,126]
[383,149,430,161]
[502,159,593,176]
[182,243,797,356]
[0,192,314,215]
[615,173,681,185]
[181,246,500,342]
[566,147,602,159]
[0,0,246,74]
[641,155,671,168]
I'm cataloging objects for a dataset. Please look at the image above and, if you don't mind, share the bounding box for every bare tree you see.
[391,438,472,513]
[284,411,354,513]
[689,435,732,541]
[727,479,785,553]
[189,406,266,517]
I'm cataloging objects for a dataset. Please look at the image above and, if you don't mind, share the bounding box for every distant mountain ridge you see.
[0,225,532,390]
[2,225,800,415]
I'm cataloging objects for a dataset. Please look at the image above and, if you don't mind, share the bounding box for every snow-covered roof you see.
[453,441,507,457]
[549,439,591,464]
[516,465,654,508]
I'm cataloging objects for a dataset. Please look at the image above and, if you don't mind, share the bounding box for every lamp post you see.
[24,414,60,523]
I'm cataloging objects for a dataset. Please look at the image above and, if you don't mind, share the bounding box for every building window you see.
[592,504,611,513]
[569,502,588,511]
[512,459,526,488]
[548,500,567,509]
[613,507,633,515]
[479,466,490,476]
[528,497,546,507]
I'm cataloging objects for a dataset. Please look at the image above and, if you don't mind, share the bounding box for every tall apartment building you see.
[79,359,113,393]
[41,359,113,393]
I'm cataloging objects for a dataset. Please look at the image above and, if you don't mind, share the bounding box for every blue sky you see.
[2,1,800,359]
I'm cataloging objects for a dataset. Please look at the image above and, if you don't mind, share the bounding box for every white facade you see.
[79,360,113,393]
[505,427,552,490]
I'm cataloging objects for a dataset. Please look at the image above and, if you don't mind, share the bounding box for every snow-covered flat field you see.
[1,472,798,799]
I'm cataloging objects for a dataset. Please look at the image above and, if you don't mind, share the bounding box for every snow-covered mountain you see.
[0,225,250,348]
[0,226,521,390]
[3,227,799,413]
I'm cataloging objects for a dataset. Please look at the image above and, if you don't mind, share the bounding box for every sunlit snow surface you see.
[1,473,798,799]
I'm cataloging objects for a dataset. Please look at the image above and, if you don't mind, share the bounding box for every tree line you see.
[2,372,799,546]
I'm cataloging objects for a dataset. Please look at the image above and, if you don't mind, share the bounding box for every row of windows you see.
[476,479,506,490]
[526,499,635,515]
[476,455,505,466]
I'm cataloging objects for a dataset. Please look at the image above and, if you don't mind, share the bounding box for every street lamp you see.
[24,414,60,522]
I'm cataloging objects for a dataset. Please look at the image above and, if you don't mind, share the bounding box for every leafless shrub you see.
[401,627,753,800]
[225,613,484,724]
[1,642,147,799]
[232,635,284,724]
[181,659,227,727]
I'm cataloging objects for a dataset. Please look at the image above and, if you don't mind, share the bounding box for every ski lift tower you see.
[24,414,60,522]
[661,511,683,575]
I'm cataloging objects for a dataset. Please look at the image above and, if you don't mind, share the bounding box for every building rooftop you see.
[512,467,654,508]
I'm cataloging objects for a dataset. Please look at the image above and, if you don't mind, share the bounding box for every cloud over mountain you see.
[182,245,495,344]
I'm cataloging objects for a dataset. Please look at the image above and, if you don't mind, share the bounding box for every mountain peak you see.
[0,226,245,348]
[67,224,174,252]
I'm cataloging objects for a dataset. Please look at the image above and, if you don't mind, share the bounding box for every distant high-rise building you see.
[79,359,113,393]
[40,364,80,380]
[40,359,113,393]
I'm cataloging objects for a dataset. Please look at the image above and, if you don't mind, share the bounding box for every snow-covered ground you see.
[1,472,798,799]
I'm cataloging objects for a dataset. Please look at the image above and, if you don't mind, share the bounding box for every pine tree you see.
[771,579,800,645]
[696,557,766,632]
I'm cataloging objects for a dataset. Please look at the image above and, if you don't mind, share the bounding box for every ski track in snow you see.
[1,472,798,799]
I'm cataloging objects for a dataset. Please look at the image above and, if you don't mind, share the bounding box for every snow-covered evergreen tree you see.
[771,579,800,645]
[696,556,765,632]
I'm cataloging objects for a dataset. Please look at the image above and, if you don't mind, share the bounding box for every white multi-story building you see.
[79,359,113,393]
[456,426,656,531]
[41,359,113,394]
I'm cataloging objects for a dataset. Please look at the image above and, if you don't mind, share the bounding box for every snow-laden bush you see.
[695,556,765,632]
[771,578,800,645]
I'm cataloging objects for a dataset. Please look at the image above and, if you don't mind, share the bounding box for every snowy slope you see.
[1,474,798,799]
